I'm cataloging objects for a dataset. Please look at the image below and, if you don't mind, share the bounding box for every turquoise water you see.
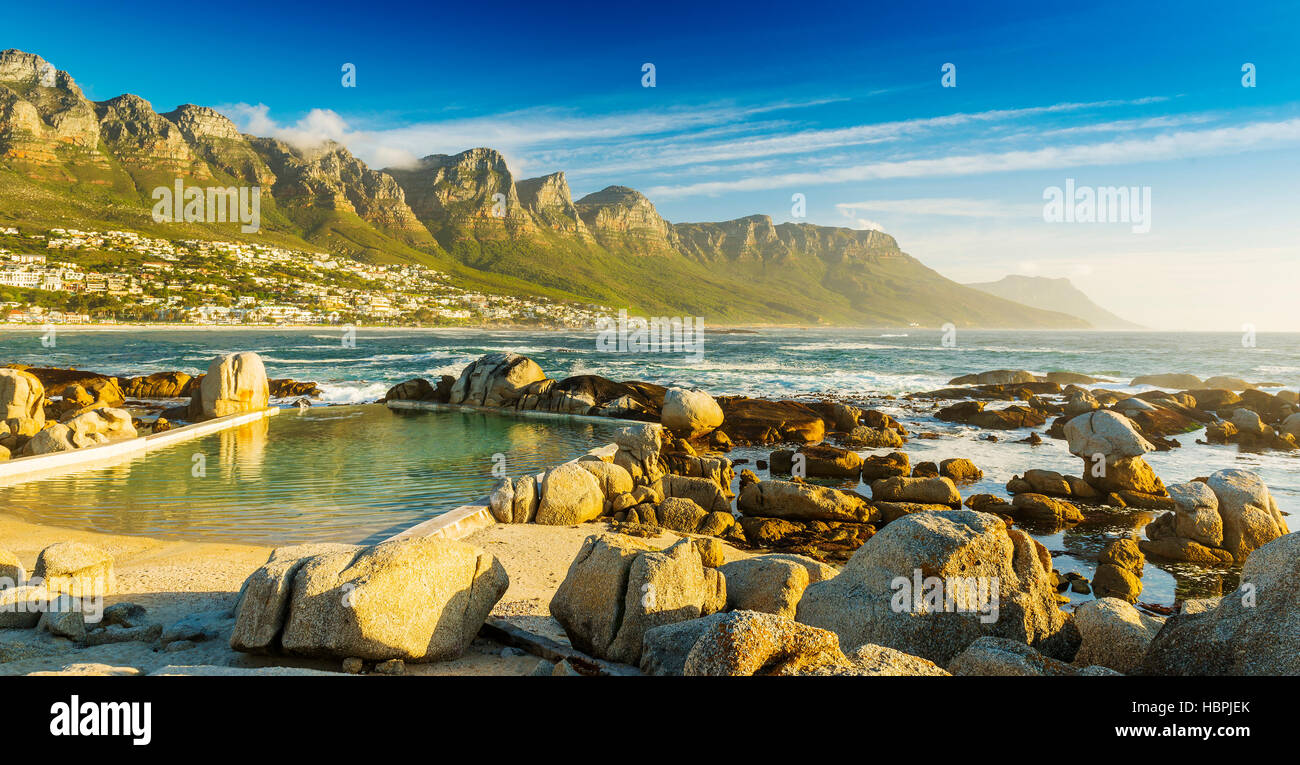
[0,405,623,545]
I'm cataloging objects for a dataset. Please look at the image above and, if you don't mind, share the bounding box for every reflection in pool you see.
[0,404,624,545]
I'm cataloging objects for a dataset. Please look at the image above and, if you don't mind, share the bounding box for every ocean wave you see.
[311,382,391,404]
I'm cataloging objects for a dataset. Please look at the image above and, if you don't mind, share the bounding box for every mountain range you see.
[0,49,1095,328]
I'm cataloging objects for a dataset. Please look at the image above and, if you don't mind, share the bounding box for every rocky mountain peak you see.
[162,104,243,142]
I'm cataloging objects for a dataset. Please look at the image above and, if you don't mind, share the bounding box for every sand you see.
[0,514,750,676]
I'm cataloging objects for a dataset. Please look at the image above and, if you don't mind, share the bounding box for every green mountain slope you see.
[0,48,1091,328]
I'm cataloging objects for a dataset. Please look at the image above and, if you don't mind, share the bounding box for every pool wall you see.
[0,407,280,487]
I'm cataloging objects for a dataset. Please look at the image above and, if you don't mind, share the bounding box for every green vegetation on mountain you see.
[0,48,1091,328]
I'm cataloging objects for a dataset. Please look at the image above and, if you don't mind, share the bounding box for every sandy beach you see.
[0,512,751,676]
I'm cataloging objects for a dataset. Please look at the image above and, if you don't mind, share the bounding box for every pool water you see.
[0,404,624,545]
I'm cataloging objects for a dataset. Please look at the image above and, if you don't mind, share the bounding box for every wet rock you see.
[1010,493,1083,525]
[770,444,862,478]
[842,425,905,448]
[189,352,270,420]
[1131,373,1202,389]
[948,370,1037,385]
[448,352,546,408]
[860,451,909,481]
[715,397,825,445]
[869,476,961,507]
[122,371,192,398]
[940,458,983,482]
[739,479,875,522]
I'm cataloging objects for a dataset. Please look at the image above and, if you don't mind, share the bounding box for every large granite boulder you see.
[796,510,1075,665]
[232,538,507,662]
[1064,410,1153,461]
[738,479,875,523]
[122,371,191,398]
[1140,531,1300,675]
[661,387,724,439]
[682,610,847,676]
[577,460,634,499]
[1073,597,1163,674]
[230,543,360,652]
[718,553,837,618]
[715,397,825,445]
[534,462,605,525]
[1142,471,1288,564]
[870,476,962,507]
[948,636,1094,676]
[0,367,45,431]
[33,542,116,597]
[487,475,539,524]
[550,535,725,665]
[190,352,270,420]
[0,547,23,587]
[448,352,545,408]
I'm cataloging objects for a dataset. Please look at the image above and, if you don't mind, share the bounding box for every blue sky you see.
[6,0,1300,329]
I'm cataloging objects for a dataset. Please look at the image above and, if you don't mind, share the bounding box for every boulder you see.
[796,510,1075,665]
[1073,598,1163,674]
[1,547,24,587]
[33,542,115,597]
[1064,410,1154,462]
[771,444,863,478]
[191,352,270,420]
[948,370,1037,385]
[661,474,730,515]
[1140,532,1300,675]
[842,425,905,448]
[576,460,634,498]
[20,407,137,455]
[550,535,725,665]
[869,476,961,507]
[448,352,546,408]
[639,613,730,676]
[1142,471,1288,564]
[948,636,1085,676]
[273,538,508,662]
[715,397,825,445]
[0,368,45,428]
[718,554,838,618]
[939,458,983,482]
[122,371,191,398]
[860,451,909,481]
[661,387,724,439]
[383,377,437,402]
[682,610,847,676]
[738,479,875,523]
[534,462,606,525]
[230,543,361,652]
[1010,493,1083,525]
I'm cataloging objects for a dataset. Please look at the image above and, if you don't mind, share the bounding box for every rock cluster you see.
[1142,471,1289,564]
[231,538,508,662]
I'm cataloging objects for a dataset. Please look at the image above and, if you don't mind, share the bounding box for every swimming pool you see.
[0,404,625,545]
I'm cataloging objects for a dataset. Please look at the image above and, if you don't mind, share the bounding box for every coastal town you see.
[0,226,609,328]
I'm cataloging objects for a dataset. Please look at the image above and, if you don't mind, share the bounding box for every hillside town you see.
[0,226,609,327]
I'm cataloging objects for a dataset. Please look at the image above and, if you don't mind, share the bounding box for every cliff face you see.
[0,47,1094,328]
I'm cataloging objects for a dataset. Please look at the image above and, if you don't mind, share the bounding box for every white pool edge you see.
[0,407,280,486]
